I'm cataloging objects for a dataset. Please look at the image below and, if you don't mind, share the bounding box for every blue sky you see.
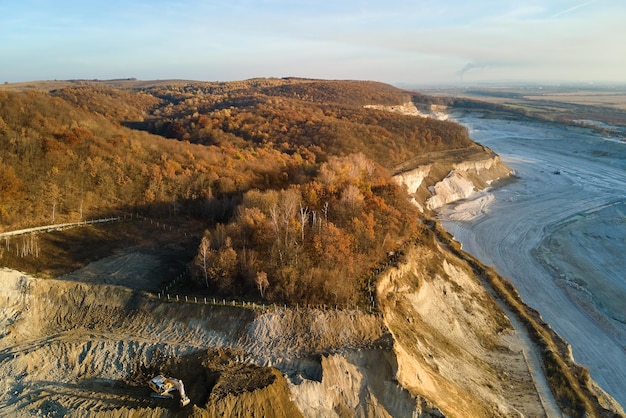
[1,0,624,84]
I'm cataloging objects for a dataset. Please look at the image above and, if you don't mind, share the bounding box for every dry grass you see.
[424,85,626,128]
[524,92,626,111]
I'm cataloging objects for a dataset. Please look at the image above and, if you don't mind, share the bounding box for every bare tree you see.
[299,204,309,242]
[269,205,280,241]
[254,271,269,299]
[268,189,301,262]
[280,188,299,247]
[196,235,211,288]
[341,184,363,211]
[46,183,62,223]
[269,204,282,263]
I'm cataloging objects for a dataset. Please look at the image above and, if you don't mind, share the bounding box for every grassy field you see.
[420,84,626,129]
[524,91,626,110]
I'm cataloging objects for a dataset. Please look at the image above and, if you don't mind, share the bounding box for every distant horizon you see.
[3,68,626,89]
[4,77,626,91]
[2,0,625,86]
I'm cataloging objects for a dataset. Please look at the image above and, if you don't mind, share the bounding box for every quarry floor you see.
[439,113,626,408]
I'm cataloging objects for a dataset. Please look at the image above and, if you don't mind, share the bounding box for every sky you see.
[1,0,625,85]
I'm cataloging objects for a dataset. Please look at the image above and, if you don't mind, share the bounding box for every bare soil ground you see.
[0,268,298,417]
[0,218,203,289]
[377,241,558,417]
[1,264,421,417]
[524,92,626,110]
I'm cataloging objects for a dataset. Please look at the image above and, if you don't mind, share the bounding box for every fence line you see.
[0,214,198,243]
[152,290,375,314]
[0,216,126,239]
[155,269,377,314]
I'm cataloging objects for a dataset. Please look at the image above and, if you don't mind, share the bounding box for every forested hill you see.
[0,78,476,305]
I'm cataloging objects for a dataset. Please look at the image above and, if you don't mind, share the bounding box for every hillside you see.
[0,79,478,307]
[0,78,622,417]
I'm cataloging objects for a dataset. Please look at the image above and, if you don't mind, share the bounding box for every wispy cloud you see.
[1,0,625,83]
[552,1,596,18]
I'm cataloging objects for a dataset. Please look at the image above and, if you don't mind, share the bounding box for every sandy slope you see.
[377,241,561,417]
[439,113,626,408]
[0,267,429,417]
[0,240,559,418]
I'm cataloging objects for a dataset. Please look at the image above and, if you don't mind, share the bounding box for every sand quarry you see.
[0,233,568,417]
[0,265,387,417]
[440,113,626,408]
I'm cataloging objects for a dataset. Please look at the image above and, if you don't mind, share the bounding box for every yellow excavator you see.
[148,375,191,407]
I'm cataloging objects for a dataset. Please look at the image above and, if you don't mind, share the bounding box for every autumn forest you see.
[0,78,474,306]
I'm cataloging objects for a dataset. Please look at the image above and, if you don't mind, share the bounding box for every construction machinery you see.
[148,375,191,407]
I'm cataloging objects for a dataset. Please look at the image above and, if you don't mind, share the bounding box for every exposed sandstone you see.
[394,151,513,211]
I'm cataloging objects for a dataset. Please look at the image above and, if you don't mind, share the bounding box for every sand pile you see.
[0,268,262,417]
[0,268,424,417]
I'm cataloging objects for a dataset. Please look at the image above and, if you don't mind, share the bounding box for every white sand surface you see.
[439,113,626,407]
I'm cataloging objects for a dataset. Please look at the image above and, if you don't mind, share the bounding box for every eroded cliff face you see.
[367,100,513,211]
[364,101,449,120]
[394,150,513,211]
[377,240,547,417]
